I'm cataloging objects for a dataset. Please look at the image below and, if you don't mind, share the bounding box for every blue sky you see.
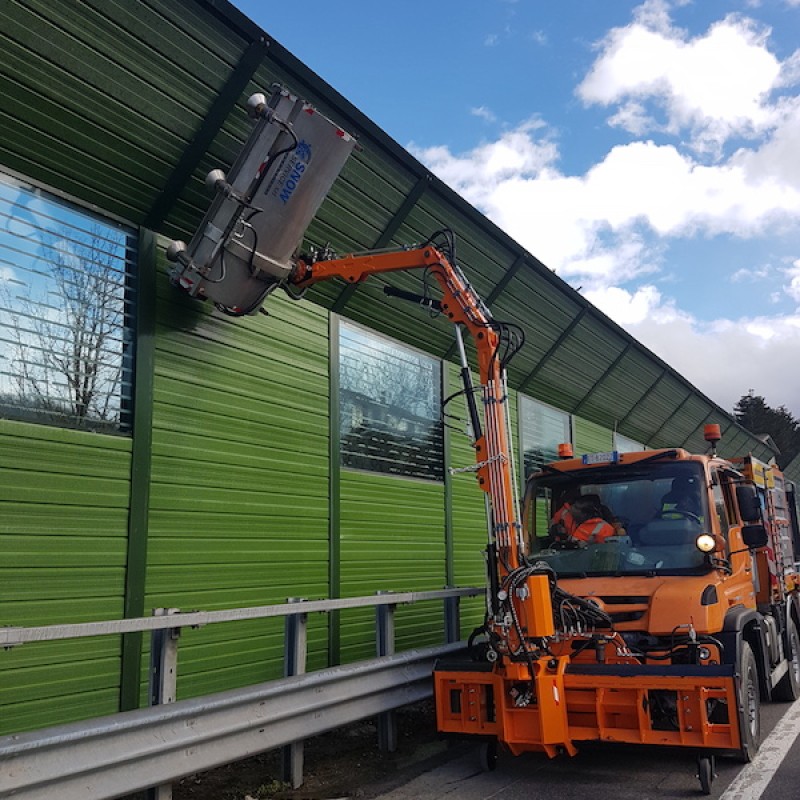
[235,0,800,418]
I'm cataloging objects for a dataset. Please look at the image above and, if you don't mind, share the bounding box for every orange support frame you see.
[434,665,740,757]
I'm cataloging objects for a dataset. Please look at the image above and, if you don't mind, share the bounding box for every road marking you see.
[720,698,800,800]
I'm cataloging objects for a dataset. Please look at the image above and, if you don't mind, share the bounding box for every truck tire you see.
[737,643,761,763]
[773,619,800,702]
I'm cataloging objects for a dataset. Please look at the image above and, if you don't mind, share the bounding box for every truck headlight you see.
[696,534,716,553]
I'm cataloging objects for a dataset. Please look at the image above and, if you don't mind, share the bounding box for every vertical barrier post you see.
[281,598,308,789]
[147,608,181,800]
[375,592,397,752]
[444,594,461,644]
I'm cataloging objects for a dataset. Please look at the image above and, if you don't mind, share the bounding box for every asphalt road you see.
[372,698,800,800]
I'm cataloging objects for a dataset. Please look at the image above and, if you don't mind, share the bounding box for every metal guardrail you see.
[0,587,482,800]
[0,643,464,800]
[0,588,479,647]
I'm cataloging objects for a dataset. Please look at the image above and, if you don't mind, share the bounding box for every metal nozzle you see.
[166,240,188,264]
[205,169,227,192]
[247,93,268,118]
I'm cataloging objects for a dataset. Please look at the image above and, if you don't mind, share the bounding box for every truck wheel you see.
[773,619,800,701]
[737,643,761,762]
[479,738,498,772]
[696,754,715,795]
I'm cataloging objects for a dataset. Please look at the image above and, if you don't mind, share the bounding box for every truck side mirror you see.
[736,484,761,523]
[742,523,769,549]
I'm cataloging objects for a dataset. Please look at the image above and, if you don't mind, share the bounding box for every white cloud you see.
[413,127,800,284]
[607,101,652,135]
[784,259,800,301]
[584,284,668,325]
[733,102,800,191]
[731,263,772,283]
[529,30,548,46]
[588,140,800,236]
[411,121,555,203]
[470,106,498,123]
[577,4,785,153]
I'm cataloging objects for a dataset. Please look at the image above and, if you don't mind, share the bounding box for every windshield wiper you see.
[635,449,680,464]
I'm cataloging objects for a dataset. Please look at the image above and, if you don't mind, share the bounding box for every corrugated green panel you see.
[551,318,628,413]
[0,686,120,735]
[569,316,627,366]
[339,470,445,662]
[521,314,628,415]
[145,260,330,699]
[433,198,514,269]
[525,349,592,413]
[754,443,776,462]
[716,421,776,463]
[624,373,693,443]
[648,394,707,448]
[0,419,130,733]
[573,417,613,455]
[399,196,516,290]
[676,421,707,453]
[145,617,330,703]
[783,454,800,486]
[723,426,775,463]
[2,0,780,735]
[584,348,662,436]
[490,268,583,387]
[1,0,245,222]
[712,428,766,460]
[719,427,748,458]
[3,0,763,497]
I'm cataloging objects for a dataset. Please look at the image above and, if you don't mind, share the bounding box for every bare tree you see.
[3,224,127,429]
[338,328,444,478]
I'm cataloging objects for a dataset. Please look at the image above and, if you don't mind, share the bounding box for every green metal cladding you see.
[0,421,131,731]
[143,263,333,699]
[0,0,781,735]
[574,418,614,456]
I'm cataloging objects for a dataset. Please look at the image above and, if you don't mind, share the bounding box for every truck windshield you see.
[523,460,711,577]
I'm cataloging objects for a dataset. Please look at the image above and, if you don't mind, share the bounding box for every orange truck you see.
[169,85,800,795]
[434,428,800,793]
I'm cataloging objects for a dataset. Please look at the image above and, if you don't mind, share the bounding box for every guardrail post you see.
[444,593,461,644]
[147,608,181,800]
[375,592,397,752]
[281,598,308,789]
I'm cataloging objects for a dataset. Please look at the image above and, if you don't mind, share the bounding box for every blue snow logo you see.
[279,140,312,205]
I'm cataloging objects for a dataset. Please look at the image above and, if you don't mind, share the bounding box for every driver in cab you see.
[660,476,703,520]
[550,494,617,546]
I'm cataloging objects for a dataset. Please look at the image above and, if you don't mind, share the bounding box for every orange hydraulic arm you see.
[290,244,525,577]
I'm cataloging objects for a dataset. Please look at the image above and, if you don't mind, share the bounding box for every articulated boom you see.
[290,245,524,574]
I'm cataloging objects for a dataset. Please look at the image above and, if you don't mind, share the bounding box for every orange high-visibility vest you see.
[552,503,575,533]
[571,518,615,544]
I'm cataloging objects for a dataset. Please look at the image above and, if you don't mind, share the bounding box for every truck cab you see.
[523,444,800,723]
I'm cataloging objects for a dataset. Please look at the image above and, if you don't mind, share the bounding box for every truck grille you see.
[595,595,649,624]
